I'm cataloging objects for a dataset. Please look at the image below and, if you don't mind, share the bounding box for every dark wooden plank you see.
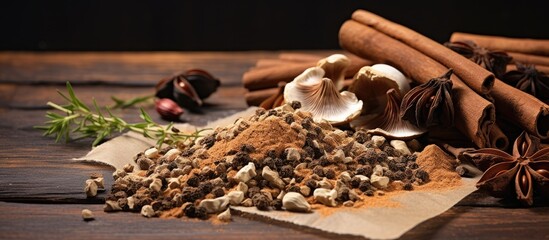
[400,206,549,240]
[0,202,347,240]
[0,52,266,86]
[0,83,248,109]
[0,202,547,240]
[0,51,347,86]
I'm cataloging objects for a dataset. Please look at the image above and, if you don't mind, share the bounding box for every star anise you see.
[501,63,549,101]
[400,69,455,128]
[462,132,549,206]
[445,40,512,78]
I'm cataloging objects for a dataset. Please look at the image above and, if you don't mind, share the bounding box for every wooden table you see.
[0,52,548,239]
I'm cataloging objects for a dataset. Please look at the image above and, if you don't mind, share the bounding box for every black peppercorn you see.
[284,114,295,124]
[252,193,270,211]
[199,135,216,149]
[279,165,294,178]
[183,204,197,218]
[325,169,336,179]
[404,182,414,191]
[358,181,372,192]
[195,206,209,219]
[198,181,213,195]
[272,199,283,210]
[305,179,317,190]
[313,165,325,177]
[187,175,200,187]
[290,101,301,110]
[211,187,225,198]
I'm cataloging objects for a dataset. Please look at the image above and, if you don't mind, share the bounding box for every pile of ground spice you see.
[416,144,462,190]
[101,101,460,221]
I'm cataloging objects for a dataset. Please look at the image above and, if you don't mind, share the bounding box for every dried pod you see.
[155,98,184,121]
[282,192,311,212]
[284,67,363,125]
[155,74,202,112]
[445,40,511,78]
[316,54,351,90]
[184,69,221,99]
[400,69,455,128]
[173,76,203,112]
[349,64,410,115]
[502,63,549,101]
[351,89,426,140]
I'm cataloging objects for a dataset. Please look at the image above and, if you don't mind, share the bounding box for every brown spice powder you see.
[207,118,305,162]
[416,144,462,190]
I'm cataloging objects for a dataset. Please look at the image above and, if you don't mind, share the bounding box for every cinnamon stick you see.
[278,53,327,62]
[339,20,496,148]
[488,124,509,151]
[242,57,371,90]
[351,10,495,95]
[490,79,549,139]
[245,88,278,106]
[508,52,549,67]
[451,32,549,56]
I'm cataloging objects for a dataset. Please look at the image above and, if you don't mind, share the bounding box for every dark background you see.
[2,1,549,51]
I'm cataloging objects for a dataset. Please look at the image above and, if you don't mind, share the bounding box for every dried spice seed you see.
[415,169,430,183]
[325,169,336,179]
[290,101,302,110]
[272,199,283,210]
[183,204,197,218]
[358,181,372,192]
[200,135,216,149]
[187,175,200,187]
[403,182,414,191]
[252,193,271,211]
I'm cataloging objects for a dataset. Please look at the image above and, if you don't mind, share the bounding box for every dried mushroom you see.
[351,89,425,140]
[284,67,363,125]
[317,54,351,90]
[349,64,410,115]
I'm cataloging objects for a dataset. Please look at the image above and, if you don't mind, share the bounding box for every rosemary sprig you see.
[110,95,154,109]
[36,82,204,147]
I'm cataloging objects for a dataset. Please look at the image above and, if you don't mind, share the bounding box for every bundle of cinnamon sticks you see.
[338,10,549,149]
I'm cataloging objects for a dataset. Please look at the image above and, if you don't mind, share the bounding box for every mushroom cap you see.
[284,67,363,125]
[349,65,410,115]
[317,54,351,90]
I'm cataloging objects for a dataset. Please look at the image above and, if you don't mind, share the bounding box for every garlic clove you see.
[155,98,184,121]
[316,54,351,90]
[348,65,410,115]
[284,67,363,125]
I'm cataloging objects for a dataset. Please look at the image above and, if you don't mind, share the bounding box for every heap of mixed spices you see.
[103,102,433,220]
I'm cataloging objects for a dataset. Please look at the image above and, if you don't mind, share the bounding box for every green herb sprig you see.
[36,82,204,147]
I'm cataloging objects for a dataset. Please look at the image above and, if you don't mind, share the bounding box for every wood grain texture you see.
[0,51,548,239]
